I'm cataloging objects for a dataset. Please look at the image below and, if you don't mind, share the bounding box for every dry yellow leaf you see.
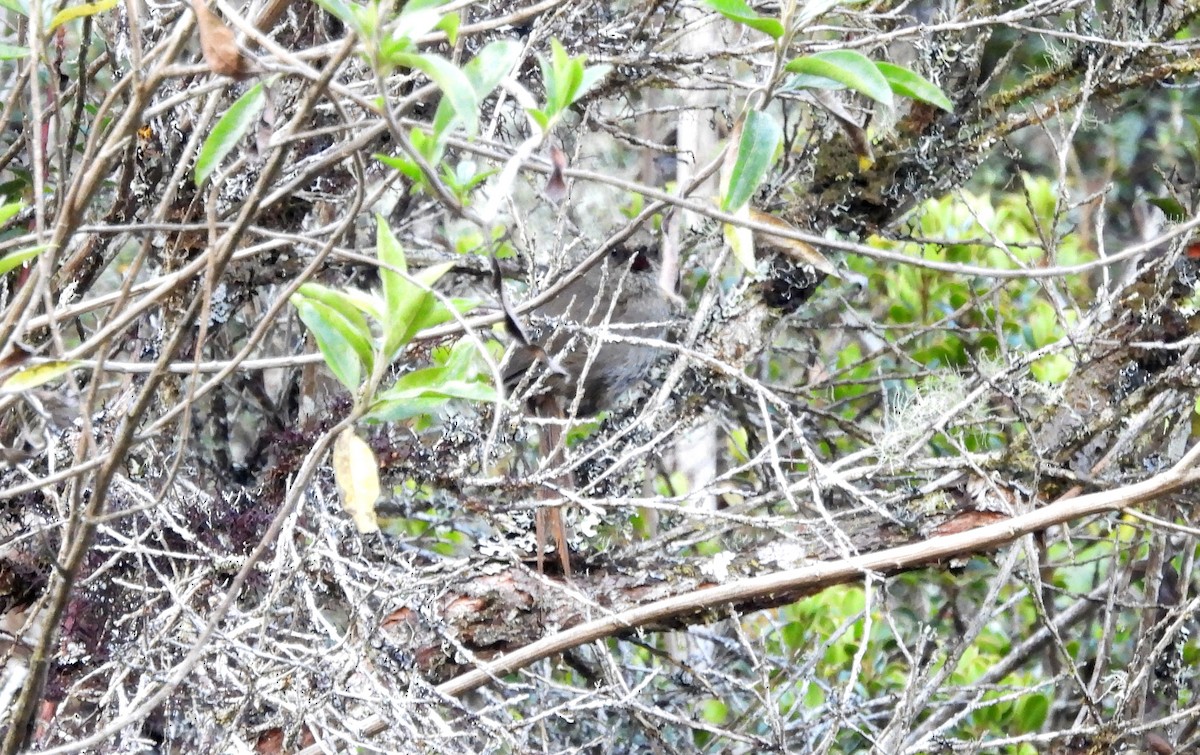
[332,428,381,534]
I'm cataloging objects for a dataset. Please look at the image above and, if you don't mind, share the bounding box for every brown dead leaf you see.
[931,510,1009,537]
[332,428,381,534]
[255,730,284,755]
[545,145,568,204]
[0,343,32,374]
[191,0,251,78]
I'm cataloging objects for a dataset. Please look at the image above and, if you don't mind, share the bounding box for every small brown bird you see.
[504,244,674,574]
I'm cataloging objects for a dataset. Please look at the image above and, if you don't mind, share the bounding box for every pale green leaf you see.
[377,215,410,355]
[560,57,584,112]
[390,7,442,46]
[550,39,572,111]
[381,262,457,358]
[335,286,386,323]
[703,0,784,38]
[0,43,29,59]
[291,295,370,390]
[529,109,551,132]
[401,262,456,342]
[0,360,82,393]
[375,152,423,182]
[0,244,50,277]
[723,210,757,272]
[431,39,519,133]
[365,396,447,421]
[574,63,611,105]
[393,52,479,136]
[722,110,781,213]
[296,282,376,335]
[310,0,357,35]
[464,39,521,97]
[194,82,266,186]
[367,367,498,421]
[0,201,23,225]
[786,50,893,108]
[781,72,846,91]
[875,61,953,112]
[436,11,459,45]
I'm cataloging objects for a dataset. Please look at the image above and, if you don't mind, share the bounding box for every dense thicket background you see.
[1,0,1200,752]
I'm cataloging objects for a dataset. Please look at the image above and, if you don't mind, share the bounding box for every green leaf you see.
[0,43,29,59]
[436,11,459,45]
[699,699,729,725]
[1015,693,1050,732]
[786,50,893,108]
[723,212,757,271]
[0,360,82,393]
[365,395,447,421]
[528,109,551,132]
[574,63,611,105]
[550,39,573,111]
[367,363,498,421]
[440,338,475,374]
[364,340,496,417]
[403,263,458,340]
[463,39,521,98]
[703,0,784,38]
[377,216,411,355]
[535,39,608,121]
[722,110,781,212]
[560,61,584,113]
[194,82,266,186]
[291,293,374,390]
[296,282,377,333]
[1147,196,1187,221]
[0,244,50,277]
[375,215,406,277]
[47,0,117,30]
[375,152,424,182]
[443,160,496,196]
[393,52,479,136]
[380,262,457,358]
[429,39,518,135]
[310,0,356,34]
[781,72,847,92]
[389,7,443,47]
[350,2,377,39]
[0,201,23,225]
[874,61,953,112]
[0,0,27,16]
[539,46,560,118]
[409,127,444,165]
[391,366,498,402]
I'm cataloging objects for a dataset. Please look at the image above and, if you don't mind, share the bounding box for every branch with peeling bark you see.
[292,442,1200,753]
